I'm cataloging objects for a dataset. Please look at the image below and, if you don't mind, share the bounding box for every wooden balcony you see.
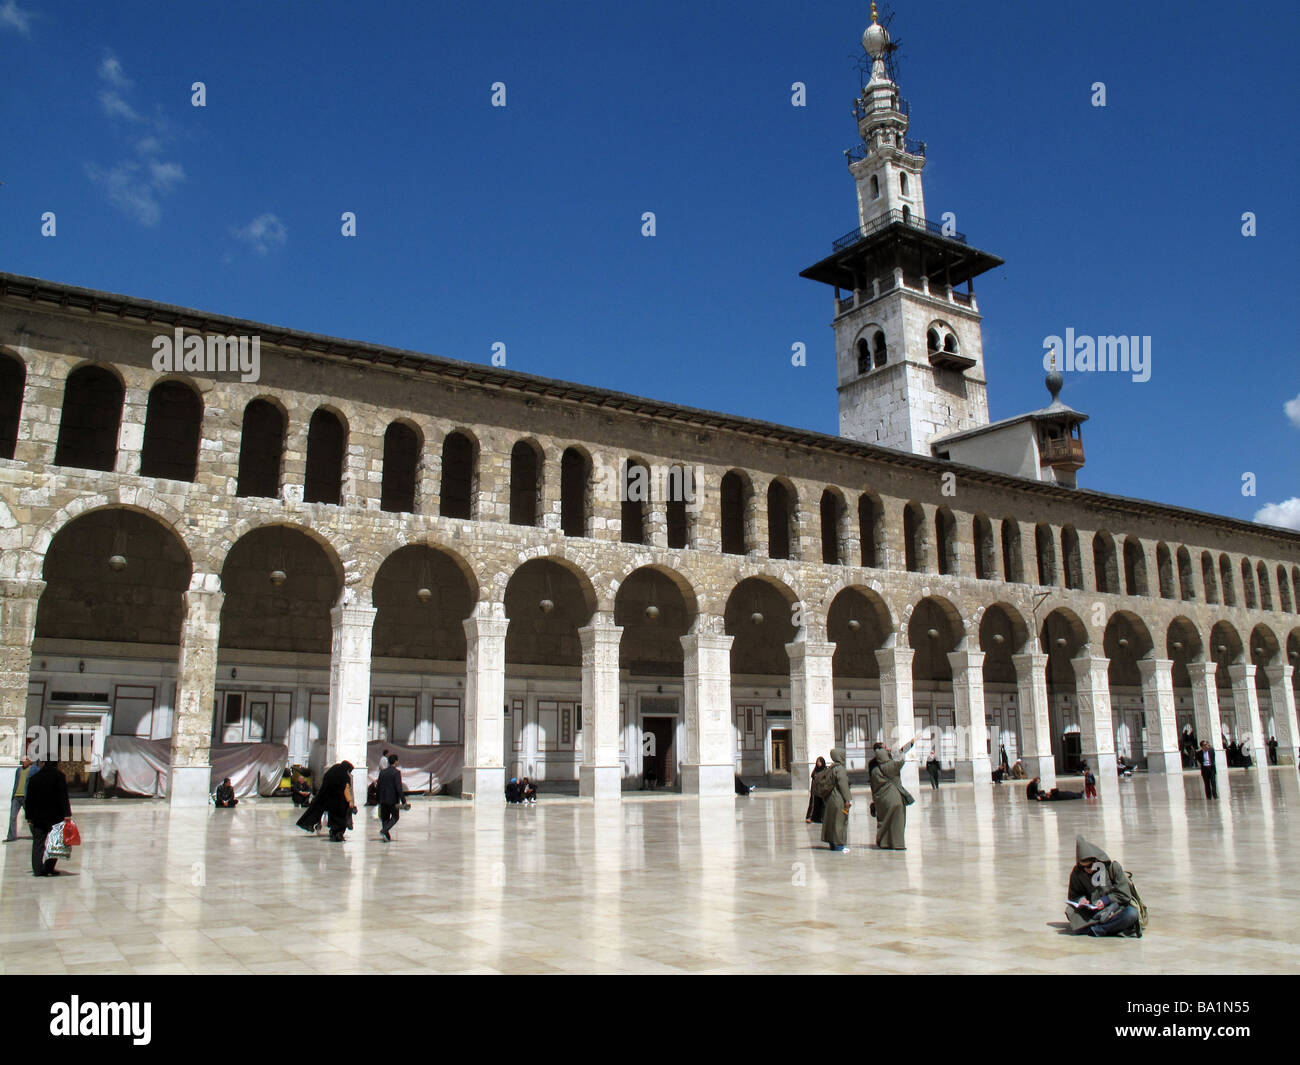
[1040,436,1085,470]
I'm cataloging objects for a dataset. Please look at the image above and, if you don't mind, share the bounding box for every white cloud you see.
[233,213,288,255]
[85,161,163,226]
[0,1,32,35]
[1285,391,1300,430]
[1255,498,1300,532]
[98,53,130,88]
[99,89,143,123]
[148,159,184,191]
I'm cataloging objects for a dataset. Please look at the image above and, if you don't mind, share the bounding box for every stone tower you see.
[801,5,1004,454]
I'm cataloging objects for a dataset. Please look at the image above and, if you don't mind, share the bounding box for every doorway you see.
[642,716,676,788]
[771,729,791,773]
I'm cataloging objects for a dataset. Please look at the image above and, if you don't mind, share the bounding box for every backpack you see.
[1114,862,1149,931]
[812,766,837,800]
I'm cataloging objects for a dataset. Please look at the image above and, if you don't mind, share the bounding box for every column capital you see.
[330,602,378,627]
[1011,650,1048,672]
[1226,662,1256,684]
[680,630,733,655]
[1136,656,1173,681]
[578,610,620,637]
[785,639,836,661]
[876,645,914,672]
[1186,659,1217,682]
[0,577,46,603]
[946,649,985,675]
[1263,662,1293,685]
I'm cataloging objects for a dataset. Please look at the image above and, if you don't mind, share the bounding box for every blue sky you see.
[2,0,1297,529]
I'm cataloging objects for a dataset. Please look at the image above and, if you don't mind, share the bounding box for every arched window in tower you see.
[1277,565,1292,613]
[903,502,926,573]
[1001,519,1023,583]
[54,364,124,472]
[1177,547,1196,601]
[1201,552,1219,605]
[1035,523,1057,586]
[560,447,590,538]
[821,488,846,565]
[943,334,959,354]
[870,174,880,200]
[140,380,202,482]
[973,515,994,580]
[872,330,887,368]
[303,408,346,505]
[1061,526,1083,590]
[768,478,795,560]
[236,399,285,499]
[439,431,476,519]
[622,458,651,545]
[380,421,421,514]
[509,440,542,527]
[859,493,882,568]
[900,171,910,197]
[927,328,940,354]
[1123,538,1147,596]
[857,337,871,376]
[1218,554,1235,606]
[1257,562,1272,611]
[1292,566,1300,612]
[902,205,912,225]
[665,463,691,549]
[1155,543,1175,599]
[935,507,958,576]
[0,353,26,460]
[1240,559,1257,610]
[1092,532,1118,594]
[720,470,748,555]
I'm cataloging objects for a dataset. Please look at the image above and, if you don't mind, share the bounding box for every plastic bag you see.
[63,818,82,846]
[44,821,71,861]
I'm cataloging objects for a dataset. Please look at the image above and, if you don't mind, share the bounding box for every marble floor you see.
[2,768,1298,975]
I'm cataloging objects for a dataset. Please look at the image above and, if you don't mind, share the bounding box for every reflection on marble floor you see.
[2,769,1298,975]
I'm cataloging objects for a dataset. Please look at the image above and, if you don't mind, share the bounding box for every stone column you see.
[680,619,734,796]
[1227,663,1268,774]
[876,646,919,792]
[787,636,835,786]
[169,581,224,807]
[1187,661,1230,791]
[0,579,45,792]
[327,602,377,801]
[462,601,508,803]
[1013,647,1056,788]
[1070,654,1118,785]
[1264,664,1298,766]
[579,611,623,799]
[1136,657,1182,775]
[948,649,991,783]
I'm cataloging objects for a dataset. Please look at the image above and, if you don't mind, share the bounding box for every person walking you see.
[869,737,916,850]
[23,759,72,877]
[377,754,403,842]
[805,756,827,824]
[296,760,355,842]
[5,754,35,842]
[925,752,941,790]
[1197,740,1218,799]
[820,748,852,853]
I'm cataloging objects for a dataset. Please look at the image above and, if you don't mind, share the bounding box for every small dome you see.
[1046,369,1064,400]
[863,22,890,59]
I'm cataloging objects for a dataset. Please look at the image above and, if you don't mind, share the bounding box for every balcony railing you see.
[1040,437,1085,468]
[844,137,926,164]
[832,209,968,251]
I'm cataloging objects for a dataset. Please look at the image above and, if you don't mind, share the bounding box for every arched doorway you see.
[725,577,799,783]
[1041,608,1088,774]
[827,587,892,771]
[979,603,1030,773]
[907,596,964,775]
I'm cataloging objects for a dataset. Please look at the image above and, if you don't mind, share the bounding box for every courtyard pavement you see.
[2,768,1297,975]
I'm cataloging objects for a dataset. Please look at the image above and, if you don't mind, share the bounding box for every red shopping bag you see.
[62,818,82,846]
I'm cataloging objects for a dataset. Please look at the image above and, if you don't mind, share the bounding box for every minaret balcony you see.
[928,349,976,373]
[1039,437,1085,470]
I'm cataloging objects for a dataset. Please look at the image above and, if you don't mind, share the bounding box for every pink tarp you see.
[102,738,289,798]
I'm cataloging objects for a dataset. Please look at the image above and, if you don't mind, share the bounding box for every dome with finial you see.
[1046,368,1064,402]
[863,2,890,59]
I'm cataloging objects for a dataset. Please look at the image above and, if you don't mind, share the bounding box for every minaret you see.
[801,5,1004,454]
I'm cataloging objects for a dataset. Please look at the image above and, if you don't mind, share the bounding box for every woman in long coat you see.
[869,739,915,850]
[296,760,355,841]
[820,748,852,851]
[805,756,827,824]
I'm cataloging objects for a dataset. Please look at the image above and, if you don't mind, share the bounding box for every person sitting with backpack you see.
[1066,835,1144,938]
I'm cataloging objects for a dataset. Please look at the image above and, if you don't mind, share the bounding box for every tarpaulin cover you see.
[102,737,289,798]
[365,741,463,794]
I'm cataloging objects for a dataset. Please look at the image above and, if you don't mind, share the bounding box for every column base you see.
[579,764,623,800]
[1145,751,1183,775]
[461,766,505,804]
[681,763,734,797]
[1020,755,1056,790]
[169,766,212,808]
[954,757,992,784]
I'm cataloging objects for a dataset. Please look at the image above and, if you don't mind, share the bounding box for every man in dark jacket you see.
[1066,835,1141,937]
[296,760,355,841]
[377,755,403,842]
[24,760,72,877]
[1197,740,1218,799]
[214,778,238,808]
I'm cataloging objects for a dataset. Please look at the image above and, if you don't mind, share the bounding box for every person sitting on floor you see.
[1065,835,1142,938]
[1010,760,1027,780]
[521,778,538,804]
[290,773,312,807]
[214,778,238,808]
[505,778,523,804]
[1027,777,1083,801]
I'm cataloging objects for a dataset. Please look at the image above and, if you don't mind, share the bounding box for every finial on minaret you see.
[871,1,879,23]
[1046,352,1064,402]
[863,4,891,75]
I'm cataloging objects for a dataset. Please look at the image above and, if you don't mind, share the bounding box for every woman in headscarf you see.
[869,737,916,850]
[296,760,355,841]
[820,749,852,852]
[805,756,827,824]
